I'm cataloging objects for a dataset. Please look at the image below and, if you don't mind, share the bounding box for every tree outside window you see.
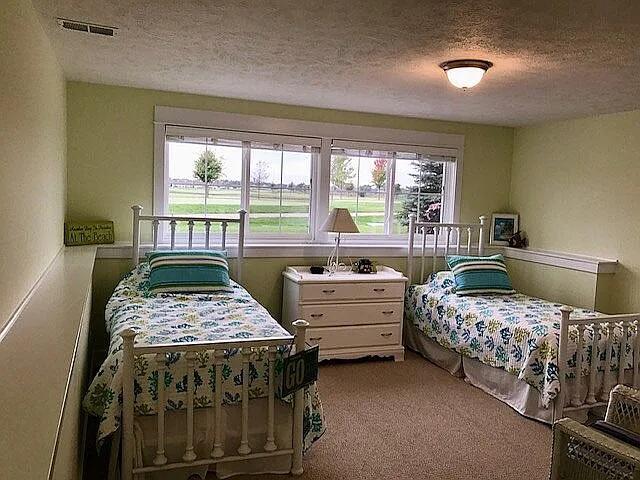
[250,159,270,199]
[371,158,387,199]
[193,150,223,213]
[330,155,355,199]
[395,160,443,230]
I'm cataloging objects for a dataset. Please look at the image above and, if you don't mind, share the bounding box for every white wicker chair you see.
[550,385,640,480]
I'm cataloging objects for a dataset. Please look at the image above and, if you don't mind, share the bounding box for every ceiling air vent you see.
[57,18,117,37]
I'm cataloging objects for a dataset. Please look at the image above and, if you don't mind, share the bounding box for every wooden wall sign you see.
[64,221,114,246]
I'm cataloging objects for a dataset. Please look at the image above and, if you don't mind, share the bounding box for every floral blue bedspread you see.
[405,272,635,407]
[83,263,325,449]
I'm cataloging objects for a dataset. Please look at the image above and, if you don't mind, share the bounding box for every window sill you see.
[96,241,416,259]
[95,242,618,274]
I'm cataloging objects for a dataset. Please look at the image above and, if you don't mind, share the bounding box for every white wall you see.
[0,0,67,328]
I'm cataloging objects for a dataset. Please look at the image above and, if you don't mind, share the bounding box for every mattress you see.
[405,271,635,408]
[83,263,325,449]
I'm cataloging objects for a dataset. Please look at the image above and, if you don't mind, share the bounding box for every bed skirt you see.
[404,320,577,424]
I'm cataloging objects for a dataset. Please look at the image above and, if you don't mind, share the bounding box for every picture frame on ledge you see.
[490,213,519,246]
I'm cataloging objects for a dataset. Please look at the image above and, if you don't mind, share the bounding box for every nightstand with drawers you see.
[281,266,407,362]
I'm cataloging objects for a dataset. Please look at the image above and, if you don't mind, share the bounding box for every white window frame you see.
[153,106,464,247]
[327,139,458,244]
[162,125,320,243]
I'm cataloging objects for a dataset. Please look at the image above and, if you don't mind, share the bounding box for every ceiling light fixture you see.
[439,59,493,90]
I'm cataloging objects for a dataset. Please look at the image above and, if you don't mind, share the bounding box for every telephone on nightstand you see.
[354,258,374,274]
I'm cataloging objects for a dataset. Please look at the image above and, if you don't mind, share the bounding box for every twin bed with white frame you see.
[84,206,323,480]
[404,213,640,423]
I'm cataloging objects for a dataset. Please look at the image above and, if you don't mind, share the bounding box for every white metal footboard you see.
[556,308,640,421]
[120,319,310,480]
[406,213,487,284]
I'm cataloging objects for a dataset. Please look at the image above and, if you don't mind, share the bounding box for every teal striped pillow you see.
[147,250,232,294]
[446,254,515,296]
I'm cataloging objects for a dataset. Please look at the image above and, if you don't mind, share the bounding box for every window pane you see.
[329,150,390,234]
[392,155,447,234]
[249,144,313,234]
[167,136,242,233]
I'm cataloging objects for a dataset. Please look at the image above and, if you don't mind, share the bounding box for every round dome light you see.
[439,59,493,90]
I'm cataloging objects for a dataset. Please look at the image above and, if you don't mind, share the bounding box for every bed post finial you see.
[132,205,143,266]
[559,305,574,316]
[407,213,416,284]
[237,209,247,284]
[478,215,487,256]
[291,319,309,475]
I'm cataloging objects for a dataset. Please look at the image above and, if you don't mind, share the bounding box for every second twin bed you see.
[404,214,640,424]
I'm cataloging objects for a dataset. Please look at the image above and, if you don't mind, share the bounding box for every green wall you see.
[0,0,66,328]
[510,110,640,313]
[66,81,514,241]
[505,259,598,310]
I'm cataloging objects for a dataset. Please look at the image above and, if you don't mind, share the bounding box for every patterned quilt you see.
[84,263,325,450]
[405,272,635,407]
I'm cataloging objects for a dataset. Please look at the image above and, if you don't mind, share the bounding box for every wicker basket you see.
[550,385,640,480]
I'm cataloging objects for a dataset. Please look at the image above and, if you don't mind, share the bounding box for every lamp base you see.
[326,233,342,275]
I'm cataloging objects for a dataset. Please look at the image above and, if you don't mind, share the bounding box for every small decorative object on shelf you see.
[508,231,528,249]
[490,213,519,246]
[309,266,325,274]
[64,221,114,246]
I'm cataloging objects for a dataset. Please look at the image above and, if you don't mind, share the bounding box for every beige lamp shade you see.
[320,208,359,233]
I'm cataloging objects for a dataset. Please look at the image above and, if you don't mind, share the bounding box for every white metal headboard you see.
[406,214,487,284]
[131,205,247,283]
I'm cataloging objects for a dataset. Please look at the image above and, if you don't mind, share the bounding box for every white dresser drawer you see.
[300,302,402,327]
[306,324,401,350]
[299,281,404,302]
[282,266,406,361]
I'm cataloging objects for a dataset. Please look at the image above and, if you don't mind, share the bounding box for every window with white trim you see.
[164,126,320,240]
[156,112,461,246]
[329,142,455,238]
[166,134,243,234]
[247,141,317,236]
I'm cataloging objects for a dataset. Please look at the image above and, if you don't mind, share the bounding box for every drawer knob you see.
[310,313,324,318]
[373,288,386,292]
[380,332,393,337]
[382,310,394,315]
[322,289,336,294]
[310,337,323,341]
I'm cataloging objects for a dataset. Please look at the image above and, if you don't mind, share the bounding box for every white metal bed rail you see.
[120,319,310,480]
[131,205,247,283]
[556,309,640,422]
[406,213,487,284]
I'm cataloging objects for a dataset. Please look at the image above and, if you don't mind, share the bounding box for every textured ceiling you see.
[33,0,640,126]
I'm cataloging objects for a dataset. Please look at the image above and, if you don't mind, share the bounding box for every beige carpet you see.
[228,351,552,480]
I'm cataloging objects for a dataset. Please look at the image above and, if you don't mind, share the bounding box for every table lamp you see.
[320,208,359,273]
